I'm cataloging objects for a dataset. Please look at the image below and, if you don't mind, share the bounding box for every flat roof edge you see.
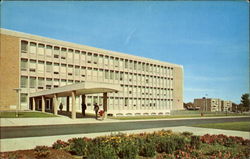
[0,28,183,68]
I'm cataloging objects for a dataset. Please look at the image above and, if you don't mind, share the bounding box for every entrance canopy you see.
[30,81,122,98]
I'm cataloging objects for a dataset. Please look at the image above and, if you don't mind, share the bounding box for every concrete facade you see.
[194,98,232,112]
[221,100,232,112]
[0,28,184,116]
[0,34,20,110]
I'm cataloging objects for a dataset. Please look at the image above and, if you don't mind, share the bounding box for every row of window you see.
[21,40,174,75]
[21,62,173,88]
[21,75,173,91]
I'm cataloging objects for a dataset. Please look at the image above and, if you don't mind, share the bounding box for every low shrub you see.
[190,135,201,149]
[139,142,156,157]
[87,141,117,159]
[34,146,50,158]
[116,138,138,159]
[52,140,69,150]
[155,136,175,154]
[172,135,187,150]
[181,131,193,137]
[68,138,89,156]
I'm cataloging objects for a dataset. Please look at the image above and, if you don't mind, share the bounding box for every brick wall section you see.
[0,34,19,110]
[173,66,183,110]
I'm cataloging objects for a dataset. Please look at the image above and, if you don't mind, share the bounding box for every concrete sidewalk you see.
[0,126,249,152]
[1,116,249,127]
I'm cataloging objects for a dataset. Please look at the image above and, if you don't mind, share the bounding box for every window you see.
[46,62,52,73]
[110,57,114,67]
[93,54,98,64]
[54,63,59,74]
[38,78,44,88]
[119,59,123,68]
[21,59,28,71]
[142,63,145,71]
[21,41,28,53]
[120,72,124,81]
[81,51,86,62]
[30,42,37,54]
[38,44,45,55]
[114,58,119,67]
[104,56,109,66]
[54,79,59,87]
[68,80,73,85]
[105,70,109,79]
[115,71,119,80]
[99,55,103,66]
[125,98,128,106]
[37,61,45,73]
[129,60,133,70]
[21,94,28,103]
[21,76,28,88]
[29,60,36,72]
[61,48,66,60]
[74,50,80,61]
[125,60,128,68]
[134,62,137,70]
[61,64,66,75]
[110,71,114,80]
[68,49,73,60]
[54,47,60,58]
[46,45,52,57]
[61,79,67,86]
[30,77,36,88]
[75,66,80,76]
[68,65,73,76]
[87,53,92,63]
[93,68,98,78]
[81,67,86,77]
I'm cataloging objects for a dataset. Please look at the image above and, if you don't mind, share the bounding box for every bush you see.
[190,135,201,149]
[155,136,175,154]
[181,131,193,137]
[172,135,187,150]
[52,140,69,150]
[68,138,89,156]
[87,141,117,159]
[139,142,156,157]
[34,146,50,158]
[117,139,138,159]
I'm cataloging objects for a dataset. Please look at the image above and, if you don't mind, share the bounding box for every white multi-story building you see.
[0,28,184,117]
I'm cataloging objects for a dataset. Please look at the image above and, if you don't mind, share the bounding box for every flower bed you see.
[1,130,250,159]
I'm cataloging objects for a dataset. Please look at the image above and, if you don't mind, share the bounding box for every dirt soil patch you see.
[0,148,74,159]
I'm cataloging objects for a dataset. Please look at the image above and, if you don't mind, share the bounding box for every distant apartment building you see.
[194,98,221,112]
[221,100,232,112]
[194,98,232,112]
[0,28,184,117]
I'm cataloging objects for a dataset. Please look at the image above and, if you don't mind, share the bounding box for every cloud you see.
[124,27,137,45]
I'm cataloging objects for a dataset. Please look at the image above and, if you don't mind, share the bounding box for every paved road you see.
[1,117,249,139]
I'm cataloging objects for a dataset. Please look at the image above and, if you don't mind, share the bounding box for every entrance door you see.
[46,99,51,111]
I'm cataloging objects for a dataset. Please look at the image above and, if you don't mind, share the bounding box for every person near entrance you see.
[94,103,99,119]
[59,103,63,112]
[81,103,87,117]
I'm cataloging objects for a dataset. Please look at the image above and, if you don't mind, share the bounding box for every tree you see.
[240,93,250,112]
[184,102,194,110]
[232,103,238,112]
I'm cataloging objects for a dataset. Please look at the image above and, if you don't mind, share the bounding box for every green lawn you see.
[192,121,250,132]
[110,113,248,120]
[0,112,58,118]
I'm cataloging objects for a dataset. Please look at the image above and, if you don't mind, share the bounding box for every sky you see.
[1,1,249,104]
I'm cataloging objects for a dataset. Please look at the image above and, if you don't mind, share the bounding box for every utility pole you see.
[13,88,21,117]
